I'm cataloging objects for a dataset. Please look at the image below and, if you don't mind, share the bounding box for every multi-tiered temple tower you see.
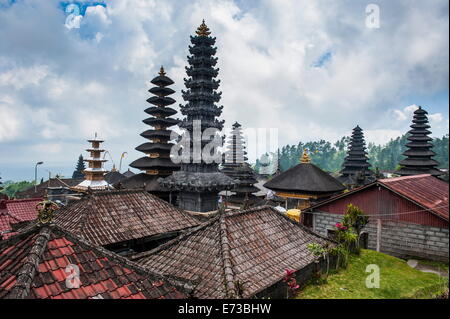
[73,134,111,191]
[338,126,375,187]
[160,21,235,212]
[126,67,180,200]
[221,122,259,206]
[396,106,442,176]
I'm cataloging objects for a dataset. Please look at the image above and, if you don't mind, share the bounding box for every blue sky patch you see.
[313,51,333,68]
[59,1,106,16]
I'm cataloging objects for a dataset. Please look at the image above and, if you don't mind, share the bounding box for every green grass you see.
[415,258,449,273]
[297,249,448,299]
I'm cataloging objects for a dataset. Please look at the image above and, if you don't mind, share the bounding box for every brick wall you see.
[311,211,449,262]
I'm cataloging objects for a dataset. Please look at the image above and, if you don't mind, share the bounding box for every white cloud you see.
[0,102,22,141]
[429,113,443,123]
[0,0,448,179]
[0,65,49,89]
[364,129,404,146]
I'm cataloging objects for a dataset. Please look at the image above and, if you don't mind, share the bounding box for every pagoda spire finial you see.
[300,149,310,163]
[159,66,166,76]
[196,19,211,36]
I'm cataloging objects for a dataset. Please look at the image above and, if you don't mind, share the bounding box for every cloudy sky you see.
[0,0,448,181]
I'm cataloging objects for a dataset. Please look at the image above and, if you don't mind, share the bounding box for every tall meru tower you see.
[160,20,235,212]
[395,106,442,176]
[338,125,375,188]
[221,122,259,207]
[127,67,180,201]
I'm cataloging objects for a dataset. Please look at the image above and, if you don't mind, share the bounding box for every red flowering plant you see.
[283,268,300,298]
[335,222,348,231]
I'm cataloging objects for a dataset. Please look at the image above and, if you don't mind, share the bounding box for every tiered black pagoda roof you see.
[160,21,235,212]
[128,67,180,195]
[221,122,259,205]
[338,125,375,187]
[396,106,442,176]
[264,151,345,196]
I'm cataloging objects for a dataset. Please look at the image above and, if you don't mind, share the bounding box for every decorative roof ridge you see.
[225,205,336,243]
[130,216,220,261]
[224,205,271,218]
[218,213,238,298]
[7,225,51,299]
[50,224,197,296]
[0,220,42,248]
[222,205,337,298]
[86,188,147,196]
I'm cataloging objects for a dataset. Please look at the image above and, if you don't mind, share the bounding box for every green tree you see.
[72,154,85,179]
[1,180,35,198]
[256,134,448,174]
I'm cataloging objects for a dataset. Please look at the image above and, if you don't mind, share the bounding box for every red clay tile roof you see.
[0,224,193,299]
[132,206,334,299]
[379,174,449,220]
[0,198,42,240]
[54,190,200,246]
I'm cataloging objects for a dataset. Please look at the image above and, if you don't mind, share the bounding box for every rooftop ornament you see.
[36,199,58,225]
[300,149,311,164]
[196,19,211,37]
[159,66,166,76]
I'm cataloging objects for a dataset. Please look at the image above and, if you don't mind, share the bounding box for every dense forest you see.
[254,134,449,174]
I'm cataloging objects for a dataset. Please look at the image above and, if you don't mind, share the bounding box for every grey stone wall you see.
[312,211,449,262]
[254,256,337,299]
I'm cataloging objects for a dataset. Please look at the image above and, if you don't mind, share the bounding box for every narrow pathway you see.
[407,259,449,277]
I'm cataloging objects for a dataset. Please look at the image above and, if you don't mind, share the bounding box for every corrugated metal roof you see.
[379,174,448,220]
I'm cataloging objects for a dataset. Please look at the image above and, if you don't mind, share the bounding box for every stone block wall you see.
[311,211,449,262]
[254,255,337,299]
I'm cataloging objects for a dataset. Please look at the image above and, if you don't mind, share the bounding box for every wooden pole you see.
[376,219,381,252]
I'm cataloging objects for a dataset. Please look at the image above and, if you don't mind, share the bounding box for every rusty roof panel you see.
[379,174,448,220]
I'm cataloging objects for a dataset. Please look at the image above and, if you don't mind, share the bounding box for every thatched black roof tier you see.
[104,171,126,185]
[135,142,174,153]
[143,117,179,127]
[150,74,174,86]
[140,129,173,140]
[114,173,167,192]
[129,157,180,171]
[264,162,345,195]
[146,96,176,107]
[160,171,236,192]
[149,86,175,96]
[144,106,177,117]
